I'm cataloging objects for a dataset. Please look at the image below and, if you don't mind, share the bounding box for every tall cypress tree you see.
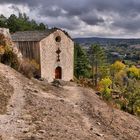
[89,44,106,87]
[74,43,90,79]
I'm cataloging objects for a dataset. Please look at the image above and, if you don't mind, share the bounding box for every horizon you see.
[74,36,140,39]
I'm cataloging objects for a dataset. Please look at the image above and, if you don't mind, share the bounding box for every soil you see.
[0,63,139,140]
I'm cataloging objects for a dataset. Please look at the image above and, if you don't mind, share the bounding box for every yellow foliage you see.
[115,70,126,82]
[98,77,112,100]
[99,77,112,91]
[127,65,140,78]
[136,106,140,116]
[111,61,126,72]
[0,33,14,56]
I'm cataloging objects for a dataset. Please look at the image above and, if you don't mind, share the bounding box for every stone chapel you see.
[11,28,74,82]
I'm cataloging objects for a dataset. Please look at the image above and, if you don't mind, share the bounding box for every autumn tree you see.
[110,61,126,88]
[99,77,112,101]
[127,65,140,79]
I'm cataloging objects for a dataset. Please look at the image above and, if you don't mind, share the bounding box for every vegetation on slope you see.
[74,43,140,117]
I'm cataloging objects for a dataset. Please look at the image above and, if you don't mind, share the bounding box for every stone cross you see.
[56,48,61,62]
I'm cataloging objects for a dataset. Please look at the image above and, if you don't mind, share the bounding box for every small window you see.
[55,36,61,42]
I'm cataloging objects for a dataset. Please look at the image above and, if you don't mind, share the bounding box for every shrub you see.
[127,65,140,79]
[1,47,19,70]
[19,59,40,78]
[0,33,19,70]
[111,61,126,72]
[135,106,140,116]
[99,77,112,101]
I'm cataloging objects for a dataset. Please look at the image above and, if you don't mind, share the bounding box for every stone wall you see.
[40,29,74,82]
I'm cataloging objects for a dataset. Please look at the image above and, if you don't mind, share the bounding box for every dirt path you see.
[63,86,83,102]
[63,86,93,131]
[0,64,27,139]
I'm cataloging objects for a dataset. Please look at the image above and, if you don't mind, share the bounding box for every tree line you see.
[0,13,47,32]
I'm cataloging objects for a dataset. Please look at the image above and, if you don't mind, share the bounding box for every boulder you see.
[0,28,11,39]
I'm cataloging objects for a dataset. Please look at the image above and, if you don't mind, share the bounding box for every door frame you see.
[55,66,62,79]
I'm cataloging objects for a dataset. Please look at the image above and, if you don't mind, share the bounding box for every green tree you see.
[38,23,46,30]
[122,80,140,116]
[89,44,106,87]
[74,43,90,79]
[7,14,19,32]
[0,14,7,28]
[6,13,47,32]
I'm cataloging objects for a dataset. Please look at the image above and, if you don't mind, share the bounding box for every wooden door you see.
[55,67,62,79]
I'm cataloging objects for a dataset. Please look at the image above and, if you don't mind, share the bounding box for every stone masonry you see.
[12,28,74,82]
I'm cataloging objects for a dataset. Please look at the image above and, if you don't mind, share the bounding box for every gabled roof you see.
[11,28,72,42]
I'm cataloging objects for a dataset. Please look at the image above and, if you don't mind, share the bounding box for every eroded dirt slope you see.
[0,63,140,140]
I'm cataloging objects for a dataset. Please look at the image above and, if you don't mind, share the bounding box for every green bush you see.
[1,47,19,70]
[0,33,19,70]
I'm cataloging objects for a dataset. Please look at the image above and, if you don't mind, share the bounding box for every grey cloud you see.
[112,17,140,31]
[79,11,104,25]
[1,0,140,37]
[2,0,140,16]
[2,0,140,18]
[39,6,67,17]
[9,5,20,13]
[42,16,81,30]
[82,17,104,26]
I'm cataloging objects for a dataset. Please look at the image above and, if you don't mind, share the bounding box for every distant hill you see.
[74,37,140,46]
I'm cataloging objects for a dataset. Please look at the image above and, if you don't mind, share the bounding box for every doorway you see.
[55,66,62,79]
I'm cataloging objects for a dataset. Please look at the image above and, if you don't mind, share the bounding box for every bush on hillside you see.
[0,33,19,70]
[99,77,112,101]
[18,59,40,79]
[1,47,19,70]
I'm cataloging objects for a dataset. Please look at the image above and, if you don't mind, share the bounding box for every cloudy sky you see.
[0,0,140,38]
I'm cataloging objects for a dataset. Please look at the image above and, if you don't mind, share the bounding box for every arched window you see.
[55,36,61,42]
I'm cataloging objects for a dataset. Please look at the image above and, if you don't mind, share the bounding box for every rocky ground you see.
[0,63,140,140]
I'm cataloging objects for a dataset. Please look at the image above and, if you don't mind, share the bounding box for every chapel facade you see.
[12,28,74,82]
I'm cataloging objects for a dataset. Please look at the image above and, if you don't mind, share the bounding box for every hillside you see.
[74,37,140,46]
[0,63,140,140]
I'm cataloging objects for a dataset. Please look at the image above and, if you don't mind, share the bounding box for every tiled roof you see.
[11,29,53,42]
[11,28,72,42]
